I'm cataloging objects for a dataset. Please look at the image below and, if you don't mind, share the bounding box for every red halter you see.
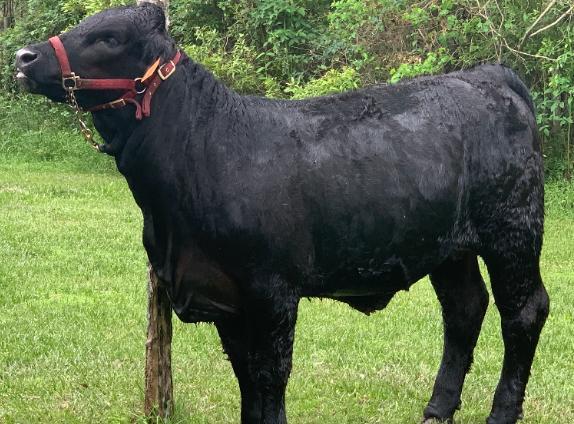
[48,36,181,120]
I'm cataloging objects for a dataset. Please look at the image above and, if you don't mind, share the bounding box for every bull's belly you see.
[162,253,444,322]
[308,236,453,288]
[309,262,414,297]
[301,246,454,314]
[152,220,461,323]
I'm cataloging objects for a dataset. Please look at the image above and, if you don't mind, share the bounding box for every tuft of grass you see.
[545,179,574,219]
[0,94,115,174]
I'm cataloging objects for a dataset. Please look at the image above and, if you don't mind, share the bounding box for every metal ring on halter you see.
[134,78,147,94]
[62,73,80,91]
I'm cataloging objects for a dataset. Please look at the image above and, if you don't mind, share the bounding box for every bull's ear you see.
[137,1,168,31]
[140,28,176,63]
[153,5,168,32]
[135,1,174,62]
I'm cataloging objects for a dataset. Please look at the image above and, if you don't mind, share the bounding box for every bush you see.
[285,67,360,99]
[1,0,572,178]
[183,28,276,96]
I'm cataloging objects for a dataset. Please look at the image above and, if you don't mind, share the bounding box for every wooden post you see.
[144,265,174,417]
[135,0,173,418]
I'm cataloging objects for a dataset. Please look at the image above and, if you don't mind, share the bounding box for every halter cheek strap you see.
[48,35,181,120]
[88,52,181,119]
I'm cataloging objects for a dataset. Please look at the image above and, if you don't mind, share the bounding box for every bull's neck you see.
[91,56,248,216]
[91,56,242,172]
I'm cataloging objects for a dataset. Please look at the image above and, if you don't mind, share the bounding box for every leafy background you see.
[0,0,573,178]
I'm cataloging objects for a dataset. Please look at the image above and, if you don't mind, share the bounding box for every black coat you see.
[94,60,541,322]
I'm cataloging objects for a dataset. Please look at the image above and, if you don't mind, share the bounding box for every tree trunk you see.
[2,0,14,30]
[144,264,174,418]
[137,0,173,419]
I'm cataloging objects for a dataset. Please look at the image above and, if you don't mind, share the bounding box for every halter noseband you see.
[48,36,181,120]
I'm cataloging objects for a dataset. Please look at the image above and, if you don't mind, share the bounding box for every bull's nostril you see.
[16,48,39,67]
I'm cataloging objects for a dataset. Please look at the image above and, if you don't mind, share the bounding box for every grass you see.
[0,99,573,423]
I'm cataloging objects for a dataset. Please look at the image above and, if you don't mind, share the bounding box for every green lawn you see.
[0,158,573,423]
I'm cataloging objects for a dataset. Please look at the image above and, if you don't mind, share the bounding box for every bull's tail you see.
[499,65,535,115]
[472,63,536,116]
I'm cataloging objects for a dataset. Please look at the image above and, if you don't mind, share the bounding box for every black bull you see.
[15,4,549,423]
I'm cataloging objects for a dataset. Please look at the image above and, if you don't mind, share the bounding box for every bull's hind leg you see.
[475,169,549,423]
[482,255,549,424]
[423,253,489,423]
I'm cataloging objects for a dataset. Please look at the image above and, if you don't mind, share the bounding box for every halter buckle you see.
[62,73,80,91]
[158,61,176,80]
[108,98,127,108]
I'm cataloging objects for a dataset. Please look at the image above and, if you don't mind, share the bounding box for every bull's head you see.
[15,3,175,108]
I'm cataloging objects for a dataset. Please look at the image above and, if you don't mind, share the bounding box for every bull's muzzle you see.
[15,47,40,91]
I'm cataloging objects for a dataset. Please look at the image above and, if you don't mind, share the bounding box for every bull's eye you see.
[100,37,119,48]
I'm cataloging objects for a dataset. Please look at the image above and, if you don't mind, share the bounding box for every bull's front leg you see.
[218,274,299,424]
[216,318,262,423]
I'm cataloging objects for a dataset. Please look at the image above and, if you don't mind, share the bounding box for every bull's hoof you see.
[422,418,453,424]
[486,410,524,424]
[423,402,458,424]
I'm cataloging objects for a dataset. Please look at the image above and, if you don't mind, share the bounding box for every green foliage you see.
[0,93,114,171]
[285,67,360,99]
[249,0,316,78]
[61,0,131,16]
[328,0,370,36]
[1,0,573,178]
[389,50,451,83]
[183,28,274,96]
[169,0,230,45]
[531,28,574,178]
[320,0,376,73]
